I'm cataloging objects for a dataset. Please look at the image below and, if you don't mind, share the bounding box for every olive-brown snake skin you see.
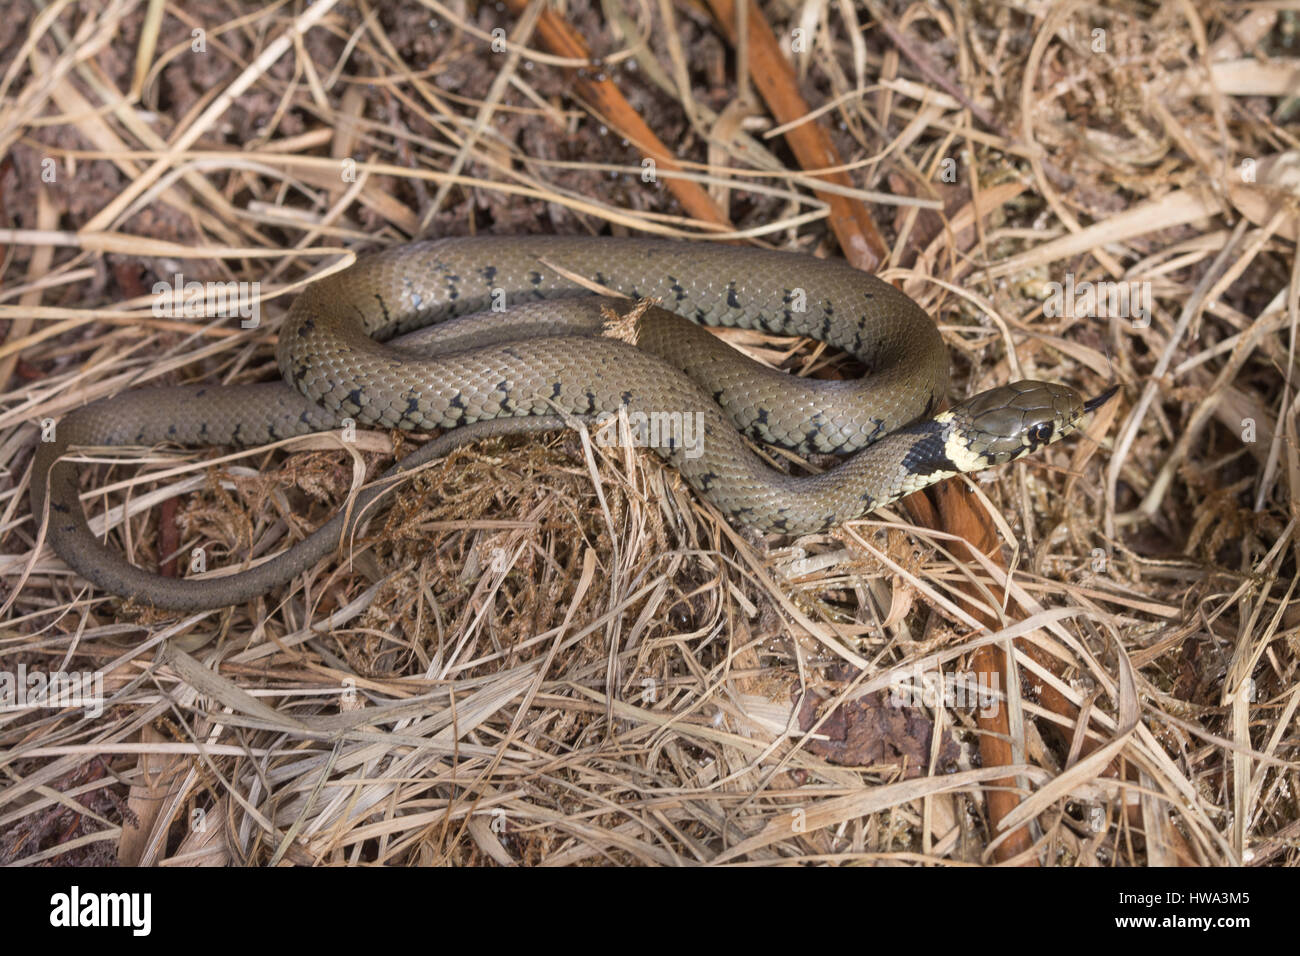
[31,237,1114,611]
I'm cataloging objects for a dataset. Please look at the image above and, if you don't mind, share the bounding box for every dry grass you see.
[0,1,1297,866]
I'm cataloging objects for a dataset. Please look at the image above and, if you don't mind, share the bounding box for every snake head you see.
[947,380,1115,468]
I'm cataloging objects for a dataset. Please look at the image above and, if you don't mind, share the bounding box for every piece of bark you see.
[502,0,730,231]
[705,0,888,269]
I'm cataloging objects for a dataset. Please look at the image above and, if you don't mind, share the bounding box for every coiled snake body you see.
[31,238,1111,610]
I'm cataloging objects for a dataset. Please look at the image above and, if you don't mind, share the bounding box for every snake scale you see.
[30,237,1113,611]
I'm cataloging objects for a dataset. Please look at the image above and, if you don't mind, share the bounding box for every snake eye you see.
[1029,422,1054,445]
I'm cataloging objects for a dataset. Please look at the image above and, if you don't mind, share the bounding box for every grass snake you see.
[30,237,1114,611]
